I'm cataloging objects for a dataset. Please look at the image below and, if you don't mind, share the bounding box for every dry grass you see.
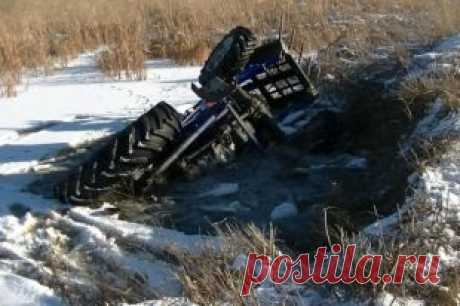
[35,218,281,305]
[399,70,460,118]
[339,190,460,305]
[175,224,279,305]
[36,214,159,306]
[95,19,147,81]
[1,0,460,96]
[175,196,458,305]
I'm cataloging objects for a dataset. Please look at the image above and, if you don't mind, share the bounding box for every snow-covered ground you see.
[0,54,204,305]
[0,54,200,214]
[364,34,460,305]
[365,34,460,253]
[1,33,459,305]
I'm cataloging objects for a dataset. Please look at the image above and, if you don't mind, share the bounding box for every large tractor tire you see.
[55,102,182,205]
[199,26,257,86]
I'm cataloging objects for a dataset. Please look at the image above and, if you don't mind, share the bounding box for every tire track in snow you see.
[0,53,202,305]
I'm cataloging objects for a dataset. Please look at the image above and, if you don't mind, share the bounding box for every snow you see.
[66,206,220,255]
[366,99,460,270]
[0,53,205,305]
[231,253,248,271]
[404,98,460,149]
[374,292,424,306]
[0,53,200,216]
[409,34,460,79]
[364,34,460,305]
[0,33,459,305]
[0,272,63,306]
[121,298,197,306]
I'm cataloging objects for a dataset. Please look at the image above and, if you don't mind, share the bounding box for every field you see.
[1,0,460,96]
[0,1,459,305]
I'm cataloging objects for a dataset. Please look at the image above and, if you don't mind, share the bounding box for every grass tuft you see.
[1,0,460,96]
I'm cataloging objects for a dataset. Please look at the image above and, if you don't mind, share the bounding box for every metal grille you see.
[242,53,315,104]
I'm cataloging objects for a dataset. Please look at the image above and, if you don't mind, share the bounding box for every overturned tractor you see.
[55,26,318,205]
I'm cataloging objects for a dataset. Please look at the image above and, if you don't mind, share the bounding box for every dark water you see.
[152,144,408,251]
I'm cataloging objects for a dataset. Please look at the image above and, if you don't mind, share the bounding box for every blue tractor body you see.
[180,39,317,141]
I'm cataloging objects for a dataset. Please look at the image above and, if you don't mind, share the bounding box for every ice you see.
[270,202,298,220]
[195,183,239,198]
[345,158,367,169]
[198,200,250,213]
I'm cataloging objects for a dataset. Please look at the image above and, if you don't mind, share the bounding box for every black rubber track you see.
[55,101,182,205]
[199,26,257,86]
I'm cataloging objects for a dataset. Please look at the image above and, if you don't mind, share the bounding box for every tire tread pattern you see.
[55,102,181,205]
